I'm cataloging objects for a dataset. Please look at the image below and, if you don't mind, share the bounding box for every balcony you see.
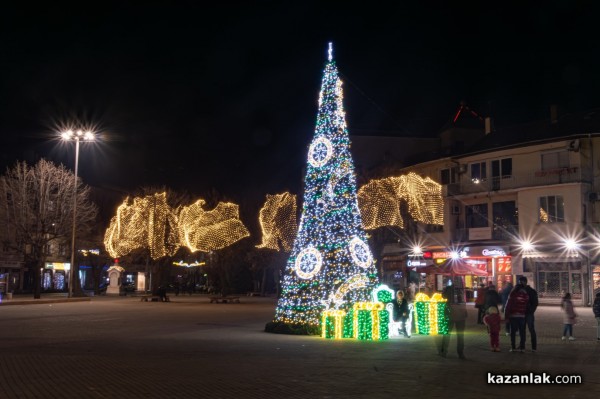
[453,166,585,195]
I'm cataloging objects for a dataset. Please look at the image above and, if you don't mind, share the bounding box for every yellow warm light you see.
[357,172,444,230]
[539,207,549,223]
[353,302,384,340]
[322,309,346,339]
[413,293,447,335]
[104,193,249,259]
[256,192,297,252]
[103,192,178,260]
[178,200,250,253]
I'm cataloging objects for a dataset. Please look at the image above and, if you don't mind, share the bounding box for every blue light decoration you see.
[271,43,379,332]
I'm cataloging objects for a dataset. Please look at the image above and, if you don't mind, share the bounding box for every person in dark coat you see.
[593,292,600,341]
[519,276,539,351]
[504,282,529,352]
[474,284,486,324]
[392,290,410,337]
[500,281,513,335]
[438,286,467,359]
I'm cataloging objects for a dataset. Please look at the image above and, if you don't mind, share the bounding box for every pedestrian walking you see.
[438,286,467,359]
[483,306,502,352]
[593,292,600,341]
[560,292,577,341]
[475,283,486,324]
[504,281,529,352]
[500,281,513,336]
[519,276,538,352]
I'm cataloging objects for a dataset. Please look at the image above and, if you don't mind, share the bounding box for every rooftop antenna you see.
[328,42,333,61]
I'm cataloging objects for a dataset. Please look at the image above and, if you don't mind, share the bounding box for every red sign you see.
[497,257,512,273]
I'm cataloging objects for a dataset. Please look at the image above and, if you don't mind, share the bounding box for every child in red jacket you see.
[483,306,502,352]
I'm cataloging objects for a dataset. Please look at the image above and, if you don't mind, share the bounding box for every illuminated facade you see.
[384,119,600,306]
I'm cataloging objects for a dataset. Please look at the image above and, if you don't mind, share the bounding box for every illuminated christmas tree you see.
[271,44,379,332]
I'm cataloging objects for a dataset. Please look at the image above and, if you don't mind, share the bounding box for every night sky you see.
[1,2,600,206]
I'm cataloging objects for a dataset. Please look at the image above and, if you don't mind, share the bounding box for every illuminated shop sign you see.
[432,251,466,259]
[482,248,507,257]
[45,262,70,270]
[407,259,433,267]
[497,257,512,273]
[463,246,509,257]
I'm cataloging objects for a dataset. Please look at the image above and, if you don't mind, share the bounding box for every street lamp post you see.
[61,130,94,298]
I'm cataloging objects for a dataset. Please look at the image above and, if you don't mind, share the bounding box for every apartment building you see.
[396,113,600,306]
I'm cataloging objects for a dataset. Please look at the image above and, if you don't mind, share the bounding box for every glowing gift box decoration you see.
[371,284,394,303]
[413,293,449,335]
[321,309,347,339]
[349,302,389,341]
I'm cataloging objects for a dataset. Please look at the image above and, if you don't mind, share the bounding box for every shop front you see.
[0,261,22,295]
[43,262,69,291]
[423,246,512,302]
[523,255,584,305]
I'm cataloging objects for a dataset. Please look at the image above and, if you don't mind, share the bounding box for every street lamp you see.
[61,129,94,298]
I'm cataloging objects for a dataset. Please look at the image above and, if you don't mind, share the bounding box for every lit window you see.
[470,162,487,182]
[538,195,564,223]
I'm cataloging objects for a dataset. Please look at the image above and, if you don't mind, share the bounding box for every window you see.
[539,195,564,223]
[492,201,518,240]
[466,203,488,228]
[59,244,66,256]
[541,151,569,170]
[491,158,512,179]
[440,167,457,185]
[470,162,487,182]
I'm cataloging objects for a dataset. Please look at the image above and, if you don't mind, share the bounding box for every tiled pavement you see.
[0,294,599,398]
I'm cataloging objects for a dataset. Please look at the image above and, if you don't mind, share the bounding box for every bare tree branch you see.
[0,159,98,298]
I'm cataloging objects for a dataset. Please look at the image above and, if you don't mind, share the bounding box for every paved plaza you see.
[0,294,599,398]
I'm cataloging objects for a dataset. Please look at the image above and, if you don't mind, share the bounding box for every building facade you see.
[395,133,600,306]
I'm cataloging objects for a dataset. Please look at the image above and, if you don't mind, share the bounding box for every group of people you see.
[447,277,540,355]
[394,278,600,358]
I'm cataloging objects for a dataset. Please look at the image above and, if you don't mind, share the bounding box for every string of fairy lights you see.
[256,192,297,252]
[103,193,249,259]
[255,171,444,255]
[101,43,450,342]
[357,172,444,230]
[272,44,379,329]
[178,200,249,253]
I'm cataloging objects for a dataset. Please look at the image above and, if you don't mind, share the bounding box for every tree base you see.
[264,321,320,335]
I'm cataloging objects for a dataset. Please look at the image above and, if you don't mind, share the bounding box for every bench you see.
[209,296,240,304]
[140,295,170,302]
[246,291,261,297]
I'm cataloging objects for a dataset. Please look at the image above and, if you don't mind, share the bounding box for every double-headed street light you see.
[61,129,95,298]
